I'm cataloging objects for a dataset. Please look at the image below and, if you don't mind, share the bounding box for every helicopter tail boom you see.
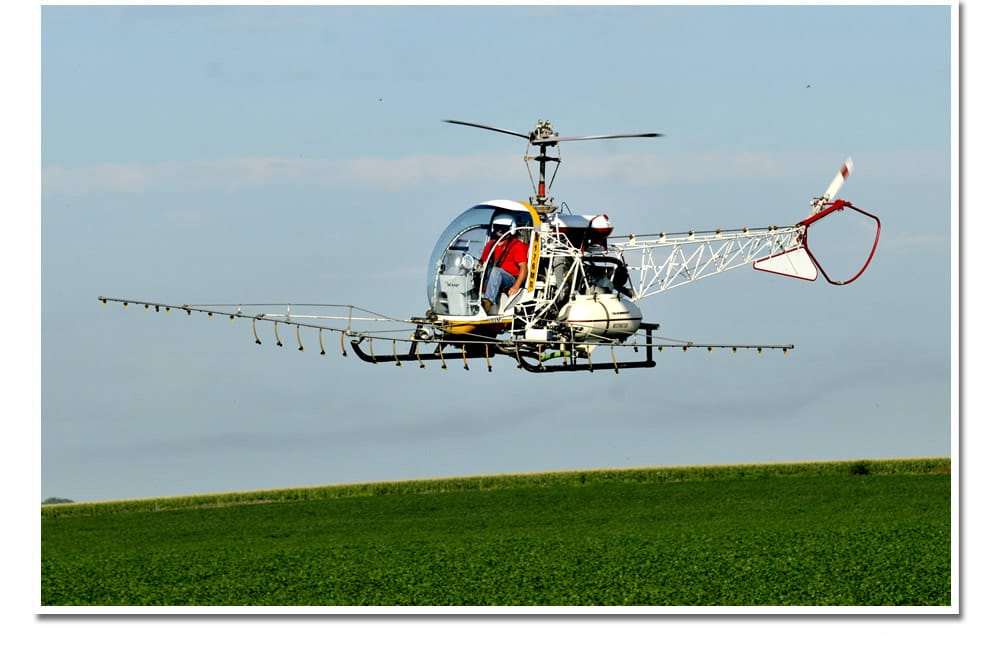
[612,157,880,295]
[613,224,807,299]
[613,197,881,298]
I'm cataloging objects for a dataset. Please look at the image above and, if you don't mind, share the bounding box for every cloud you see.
[41,154,514,195]
[41,149,948,196]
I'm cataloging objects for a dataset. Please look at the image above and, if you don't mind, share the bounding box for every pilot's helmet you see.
[492,213,515,234]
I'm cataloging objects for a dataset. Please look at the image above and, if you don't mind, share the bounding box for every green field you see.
[41,458,952,607]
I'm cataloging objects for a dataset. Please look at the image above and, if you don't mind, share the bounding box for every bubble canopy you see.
[426,200,536,316]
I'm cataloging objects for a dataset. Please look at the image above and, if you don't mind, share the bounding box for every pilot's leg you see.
[484,269,514,311]
[483,268,499,306]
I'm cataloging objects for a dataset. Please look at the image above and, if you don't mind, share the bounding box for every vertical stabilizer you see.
[753,246,818,281]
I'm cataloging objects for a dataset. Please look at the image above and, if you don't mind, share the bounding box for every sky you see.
[6,0,1000,650]
[32,3,955,505]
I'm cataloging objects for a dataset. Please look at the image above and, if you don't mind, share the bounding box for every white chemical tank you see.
[559,293,642,340]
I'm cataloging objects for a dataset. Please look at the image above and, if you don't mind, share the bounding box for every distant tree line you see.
[42,497,74,505]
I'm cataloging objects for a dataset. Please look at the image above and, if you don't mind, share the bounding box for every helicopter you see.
[99,119,881,374]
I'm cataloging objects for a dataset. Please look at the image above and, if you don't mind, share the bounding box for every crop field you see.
[41,458,952,607]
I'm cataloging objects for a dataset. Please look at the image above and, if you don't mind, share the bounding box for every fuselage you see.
[426,200,642,342]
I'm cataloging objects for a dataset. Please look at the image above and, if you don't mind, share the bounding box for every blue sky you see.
[33,3,955,505]
[8,0,1000,648]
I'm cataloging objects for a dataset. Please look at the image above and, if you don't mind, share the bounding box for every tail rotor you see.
[811,157,853,215]
[795,157,881,285]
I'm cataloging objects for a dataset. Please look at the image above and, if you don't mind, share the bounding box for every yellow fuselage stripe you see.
[521,201,542,293]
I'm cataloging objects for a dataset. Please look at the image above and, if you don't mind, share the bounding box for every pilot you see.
[479,213,529,315]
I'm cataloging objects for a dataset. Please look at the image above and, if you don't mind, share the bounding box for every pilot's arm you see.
[509,260,528,296]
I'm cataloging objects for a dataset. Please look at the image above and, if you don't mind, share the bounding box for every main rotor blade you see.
[537,132,664,145]
[444,119,663,145]
[443,119,531,140]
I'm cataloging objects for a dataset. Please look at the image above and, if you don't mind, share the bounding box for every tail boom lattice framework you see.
[613,224,805,300]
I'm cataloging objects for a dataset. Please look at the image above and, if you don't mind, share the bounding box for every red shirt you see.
[481,237,529,277]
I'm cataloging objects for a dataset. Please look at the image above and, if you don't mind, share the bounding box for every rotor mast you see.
[526,120,560,215]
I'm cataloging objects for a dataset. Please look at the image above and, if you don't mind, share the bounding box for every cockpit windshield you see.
[426,202,533,316]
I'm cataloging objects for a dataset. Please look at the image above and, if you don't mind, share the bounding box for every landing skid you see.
[350,336,496,371]
[349,323,661,373]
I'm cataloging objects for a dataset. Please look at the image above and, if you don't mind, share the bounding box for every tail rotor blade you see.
[823,157,854,201]
[812,157,853,213]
